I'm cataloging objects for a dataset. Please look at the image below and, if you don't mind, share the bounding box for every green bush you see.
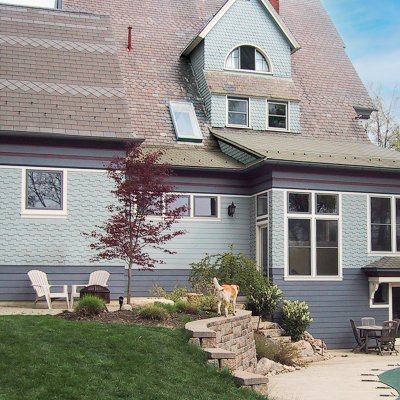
[281,300,313,342]
[138,305,170,321]
[174,300,201,315]
[254,333,299,366]
[152,286,188,302]
[153,302,177,313]
[246,280,282,329]
[75,295,106,316]
[189,248,265,295]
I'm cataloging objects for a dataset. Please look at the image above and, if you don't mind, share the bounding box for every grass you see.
[0,316,266,400]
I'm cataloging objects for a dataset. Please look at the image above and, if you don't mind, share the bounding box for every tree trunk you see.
[127,261,132,304]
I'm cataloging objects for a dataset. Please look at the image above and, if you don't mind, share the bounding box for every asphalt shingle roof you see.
[0,4,134,140]
[364,258,400,270]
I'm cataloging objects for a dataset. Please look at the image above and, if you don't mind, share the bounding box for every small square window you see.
[257,193,268,217]
[227,97,249,127]
[194,196,218,217]
[166,195,190,217]
[316,194,339,214]
[288,193,310,213]
[26,170,63,210]
[268,101,287,130]
[169,101,203,142]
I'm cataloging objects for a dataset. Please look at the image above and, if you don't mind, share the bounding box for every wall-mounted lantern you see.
[228,202,236,217]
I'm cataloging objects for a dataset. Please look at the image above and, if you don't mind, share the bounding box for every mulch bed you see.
[58,309,217,329]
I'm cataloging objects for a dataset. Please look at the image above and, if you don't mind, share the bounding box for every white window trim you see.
[226,96,251,128]
[368,194,400,256]
[21,167,68,219]
[146,193,221,221]
[224,44,274,75]
[266,100,290,132]
[284,190,342,281]
[368,278,390,309]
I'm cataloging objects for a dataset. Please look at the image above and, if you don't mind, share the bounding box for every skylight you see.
[169,101,203,143]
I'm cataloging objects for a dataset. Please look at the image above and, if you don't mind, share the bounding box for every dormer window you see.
[169,101,203,143]
[226,46,270,73]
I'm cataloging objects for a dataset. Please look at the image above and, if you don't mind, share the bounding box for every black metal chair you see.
[350,319,366,352]
[376,320,399,356]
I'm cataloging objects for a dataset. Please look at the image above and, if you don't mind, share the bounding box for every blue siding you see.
[274,268,389,349]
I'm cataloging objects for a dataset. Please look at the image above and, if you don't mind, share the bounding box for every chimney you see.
[269,0,279,13]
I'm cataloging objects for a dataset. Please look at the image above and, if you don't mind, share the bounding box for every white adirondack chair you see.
[27,270,70,310]
[70,270,110,308]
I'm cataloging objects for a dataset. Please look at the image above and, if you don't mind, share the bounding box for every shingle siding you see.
[204,0,292,78]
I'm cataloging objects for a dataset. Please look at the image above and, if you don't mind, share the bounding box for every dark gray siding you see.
[0,265,125,301]
[274,268,389,349]
[130,269,191,297]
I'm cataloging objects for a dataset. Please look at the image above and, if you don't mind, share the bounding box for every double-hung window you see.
[286,192,340,279]
[370,196,400,253]
[227,97,249,127]
[268,101,288,130]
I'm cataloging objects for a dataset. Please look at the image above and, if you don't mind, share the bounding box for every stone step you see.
[203,347,235,360]
[267,336,292,344]
[251,317,279,330]
[233,370,268,386]
[259,328,283,338]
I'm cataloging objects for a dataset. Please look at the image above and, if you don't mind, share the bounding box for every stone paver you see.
[268,350,400,400]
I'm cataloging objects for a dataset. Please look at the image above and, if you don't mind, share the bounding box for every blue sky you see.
[322,0,400,119]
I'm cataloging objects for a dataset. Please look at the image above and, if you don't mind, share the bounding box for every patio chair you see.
[361,317,375,326]
[70,270,110,308]
[27,270,69,310]
[350,319,366,352]
[376,320,399,356]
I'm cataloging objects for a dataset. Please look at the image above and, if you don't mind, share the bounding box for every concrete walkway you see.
[268,350,400,400]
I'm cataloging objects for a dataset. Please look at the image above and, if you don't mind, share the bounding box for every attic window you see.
[226,46,270,73]
[169,101,203,143]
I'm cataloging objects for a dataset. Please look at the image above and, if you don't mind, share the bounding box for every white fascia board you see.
[181,0,300,57]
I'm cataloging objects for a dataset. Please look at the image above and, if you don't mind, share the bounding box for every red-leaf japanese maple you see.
[84,144,187,303]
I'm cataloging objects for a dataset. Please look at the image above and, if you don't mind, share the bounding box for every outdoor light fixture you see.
[228,202,236,217]
[119,296,124,310]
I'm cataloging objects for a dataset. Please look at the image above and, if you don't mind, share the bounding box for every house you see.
[1,0,400,348]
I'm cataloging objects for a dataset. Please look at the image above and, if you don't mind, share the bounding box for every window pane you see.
[268,116,286,129]
[289,219,310,246]
[226,49,239,69]
[289,248,311,275]
[228,112,247,126]
[288,193,310,213]
[316,194,338,214]
[257,193,268,217]
[166,195,190,216]
[194,196,217,217]
[26,170,62,210]
[169,101,202,142]
[255,50,269,72]
[373,283,389,305]
[240,46,255,70]
[174,111,193,136]
[269,103,286,116]
[228,99,247,113]
[371,225,392,251]
[147,196,163,216]
[396,199,400,224]
[316,220,338,247]
[371,197,391,224]
[316,248,338,275]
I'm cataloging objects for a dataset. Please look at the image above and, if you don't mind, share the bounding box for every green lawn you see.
[0,316,265,400]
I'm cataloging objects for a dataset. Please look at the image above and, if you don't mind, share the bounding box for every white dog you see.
[213,277,240,318]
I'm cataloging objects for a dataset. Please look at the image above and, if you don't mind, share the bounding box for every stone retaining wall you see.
[186,310,257,372]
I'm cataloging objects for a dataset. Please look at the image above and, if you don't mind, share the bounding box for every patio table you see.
[356,325,383,353]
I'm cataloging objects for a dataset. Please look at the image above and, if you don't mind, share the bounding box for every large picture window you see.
[370,196,400,253]
[287,192,340,278]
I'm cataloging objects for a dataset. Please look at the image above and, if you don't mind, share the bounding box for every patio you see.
[268,349,400,400]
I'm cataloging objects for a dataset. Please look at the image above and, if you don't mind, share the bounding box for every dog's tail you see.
[213,277,222,291]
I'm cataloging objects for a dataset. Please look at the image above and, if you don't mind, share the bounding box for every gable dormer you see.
[184,0,301,133]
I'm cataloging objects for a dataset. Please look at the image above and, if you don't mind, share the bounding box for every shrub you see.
[174,300,201,315]
[153,302,177,313]
[281,300,313,342]
[75,295,106,316]
[254,333,299,366]
[246,280,282,329]
[189,247,265,295]
[152,286,188,302]
[138,305,169,321]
